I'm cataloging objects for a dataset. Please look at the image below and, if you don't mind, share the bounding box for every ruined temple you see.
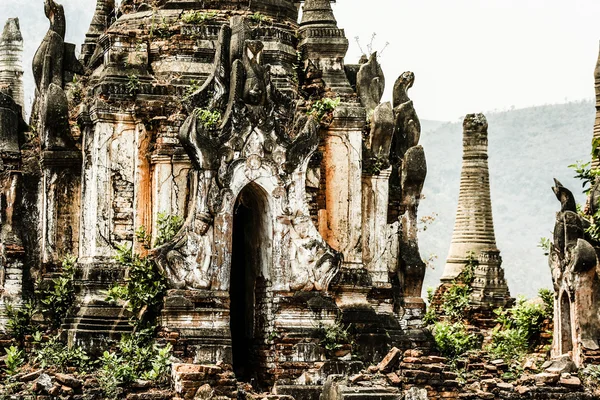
[3,1,600,399]
[0,0,432,392]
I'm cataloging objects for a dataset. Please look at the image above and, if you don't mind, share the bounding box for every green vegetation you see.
[319,321,352,353]
[32,334,91,372]
[185,79,202,98]
[538,237,551,256]
[98,332,172,399]
[194,108,222,129]
[106,244,167,326]
[154,212,184,247]
[431,321,480,359]
[39,254,77,329]
[248,12,271,25]
[3,346,24,376]
[181,10,217,24]
[107,213,181,327]
[568,160,600,194]
[488,292,552,362]
[126,73,140,95]
[5,301,38,345]
[307,97,341,122]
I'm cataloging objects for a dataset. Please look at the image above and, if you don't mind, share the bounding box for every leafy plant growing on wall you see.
[154,212,184,247]
[431,321,480,360]
[181,11,217,25]
[106,214,182,327]
[106,244,167,327]
[307,97,341,123]
[39,254,77,329]
[194,108,222,129]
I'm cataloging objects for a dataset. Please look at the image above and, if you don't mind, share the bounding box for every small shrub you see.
[488,327,528,361]
[33,335,91,372]
[569,160,600,193]
[184,79,202,98]
[538,237,551,256]
[39,254,76,329]
[488,296,548,361]
[538,288,554,319]
[106,244,167,324]
[459,251,477,285]
[248,12,271,24]
[307,97,341,122]
[3,346,24,376]
[320,321,352,352]
[98,333,172,398]
[154,212,184,247]
[432,321,480,359]
[441,284,470,322]
[5,301,38,344]
[193,108,221,129]
[181,11,217,24]
[126,74,140,95]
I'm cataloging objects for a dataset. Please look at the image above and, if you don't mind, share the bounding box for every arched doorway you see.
[230,183,271,381]
[560,292,573,354]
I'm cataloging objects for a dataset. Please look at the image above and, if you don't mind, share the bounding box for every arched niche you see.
[229,181,273,381]
[560,292,573,354]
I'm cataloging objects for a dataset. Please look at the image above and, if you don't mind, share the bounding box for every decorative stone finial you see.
[81,0,115,66]
[300,0,337,27]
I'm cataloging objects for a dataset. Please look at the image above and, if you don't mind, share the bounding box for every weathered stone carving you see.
[33,0,82,150]
[356,52,385,114]
[392,72,421,159]
[549,179,600,366]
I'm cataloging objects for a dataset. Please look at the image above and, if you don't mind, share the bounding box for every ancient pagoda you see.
[440,113,512,309]
[0,0,432,393]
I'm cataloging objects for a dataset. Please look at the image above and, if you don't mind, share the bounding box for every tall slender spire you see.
[593,42,600,170]
[441,113,511,308]
[300,0,337,27]
[298,0,352,94]
[0,18,24,117]
[442,114,499,281]
[81,0,115,66]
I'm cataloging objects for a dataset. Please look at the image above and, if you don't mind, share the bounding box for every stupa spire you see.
[593,42,600,169]
[440,113,511,307]
[81,0,115,66]
[0,18,24,117]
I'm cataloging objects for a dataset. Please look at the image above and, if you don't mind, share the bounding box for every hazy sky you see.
[2,0,600,121]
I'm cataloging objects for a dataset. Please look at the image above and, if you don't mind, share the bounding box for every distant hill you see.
[419,100,595,298]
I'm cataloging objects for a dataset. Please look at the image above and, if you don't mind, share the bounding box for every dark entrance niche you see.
[560,292,573,354]
[230,183,271,382]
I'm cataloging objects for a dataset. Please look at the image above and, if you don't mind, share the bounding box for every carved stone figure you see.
[549,179,600,366]
[392,72,421,159]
